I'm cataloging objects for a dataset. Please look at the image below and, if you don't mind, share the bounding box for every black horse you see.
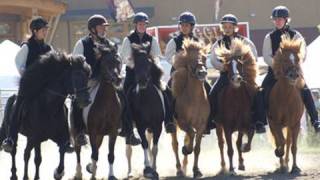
[125,43,165,179]
[0,51,91,180]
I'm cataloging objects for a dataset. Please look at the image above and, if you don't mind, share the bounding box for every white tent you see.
[0,40,20,90]
[303,36,320,89]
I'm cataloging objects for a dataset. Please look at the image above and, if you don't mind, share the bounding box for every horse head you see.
[175,38,210,82]
[273,35,305,87]
[215,38,257,88]
[94,42,122,89]
[131,42,163,90]
[67,54,92,108]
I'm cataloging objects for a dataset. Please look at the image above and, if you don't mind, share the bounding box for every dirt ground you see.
[0,129,319,180]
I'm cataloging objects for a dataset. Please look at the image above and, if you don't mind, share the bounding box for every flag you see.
[107,0,135,22]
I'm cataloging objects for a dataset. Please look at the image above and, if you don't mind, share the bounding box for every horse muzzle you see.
[196,69,208,82]
[231,74,243,88]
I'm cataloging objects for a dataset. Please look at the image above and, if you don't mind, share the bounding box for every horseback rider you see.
[164,11,214,134]
[120,12,176,134]
[209,14,267,133]
[2,16,73,152]
[72,14,141,146]
[262,6,320,132]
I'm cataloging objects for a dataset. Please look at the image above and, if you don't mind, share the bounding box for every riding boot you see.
[71,101,88,146]
[261,67,277,109]
[252,89,267,134]
[163,87,176,133]
[204,81,215,135]
[301,85,320,133]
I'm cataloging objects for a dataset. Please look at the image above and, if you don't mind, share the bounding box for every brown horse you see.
[73,42,122,180]
[214,38,258,175]
[268,35,305,174]
[171,39,210,178]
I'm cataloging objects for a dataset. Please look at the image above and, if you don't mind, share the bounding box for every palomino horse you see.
[1,52,91,180]
[213,38,258,174]
[268,35,305,174]
[73,42,122,180]
[125,43,165,179]
[171,39,210,178]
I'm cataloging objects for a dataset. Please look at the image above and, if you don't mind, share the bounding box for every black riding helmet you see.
[271,6,290,19]
[220,14,238,25]
[29,16,49,31]
[88,14,110,31]
[133,12,149,24]
[178,11,196,25]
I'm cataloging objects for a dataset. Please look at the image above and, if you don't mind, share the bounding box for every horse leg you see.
[34,143,42,180]
[182,128,195,174]
[137,128,154,179]
[171,130,183,177]
[23,139,33,180]
[236,132,245,171]
[193,133,203,178]
[269,122,286,172]
[108,133,117,180]
[54,142,66,180]
[125,144,133,178]
[74,145,82,179]
[216,124,226,174]
[224,130,235,175]
[10,144,18,180]
[241,129,254,153]
[291,125,301,175]
[284,129,291,171]
[146,131,153,164]
[87,134,104,179]
[150,130,161,179]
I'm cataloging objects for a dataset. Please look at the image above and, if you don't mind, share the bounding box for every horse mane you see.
[18,51,71,101]
[215,38,257,85]
[172,38,210,97]
[272,35,305,87]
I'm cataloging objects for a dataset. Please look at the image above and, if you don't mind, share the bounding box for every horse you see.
[125,42,166,179]
[170,39,210,178]
[73,42,123,180]
[0,51,91,180]
[268,35,305,174]
[213,38,259,175]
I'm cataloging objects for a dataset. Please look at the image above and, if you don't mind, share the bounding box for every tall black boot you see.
[71,101,87,146]
[253,89,267,134]
[301,85,320,132]
[163,88,176,133]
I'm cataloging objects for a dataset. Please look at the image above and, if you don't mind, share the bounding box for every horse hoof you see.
[275,166,288,174]
[108,175,118,180]
[23,176,28,180]
[238,164,245,171]
[228,169,237,176]
[10,175,18,180]
[182,146,192,155]
[143,167,155,179]
[176,170,185,177]
[86,163,97,174]
[54,168,65,180]
[275,149,284,157]
[193,169,203,178]
[241,143,251,153]
[127,172,133,178]
[291,166,301,175]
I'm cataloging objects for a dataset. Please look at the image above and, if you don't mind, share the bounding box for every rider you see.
[262,6,320,132]
[72,14,141,146]
[120,12,176,134]
[2,16,73,152]
[164,11,214,134]
[209,14,267,133]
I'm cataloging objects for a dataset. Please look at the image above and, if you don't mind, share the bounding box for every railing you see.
[0,89,17,123]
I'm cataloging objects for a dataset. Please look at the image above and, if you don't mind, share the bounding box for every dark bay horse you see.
[171,39,210,178]
[213,38,258,175]
[268,35,305,174]
[73,42,122,180]
[1,52,91,180]
[125,43,165,179]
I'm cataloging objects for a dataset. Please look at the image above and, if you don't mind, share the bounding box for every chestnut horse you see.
[171,39,210,178]
[268,35,305,174]
[73,42,122,180]
[214,38,258,174]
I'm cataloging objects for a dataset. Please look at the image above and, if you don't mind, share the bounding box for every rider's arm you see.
[150,37,162,64]
[164,39,177,65]
[120,37,133,68]
[210,41,224,71]
[15,44,29,75]
[262,33,273,67]
[72,39,84,55]
[244,38,258,60]
[293,31,307,62]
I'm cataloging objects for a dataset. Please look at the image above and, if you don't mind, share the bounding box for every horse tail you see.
[0,94,17,143]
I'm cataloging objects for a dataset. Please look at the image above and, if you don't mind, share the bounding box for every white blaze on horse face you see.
[232,59,239,75]
[289,53,295,64]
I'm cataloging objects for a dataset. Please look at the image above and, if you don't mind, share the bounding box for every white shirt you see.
[263,31,306,67]
[210,36,258,71]
[120,36,161,68]
[164,38,177,65]
[15,44,29,75]
[73,39,84,55]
